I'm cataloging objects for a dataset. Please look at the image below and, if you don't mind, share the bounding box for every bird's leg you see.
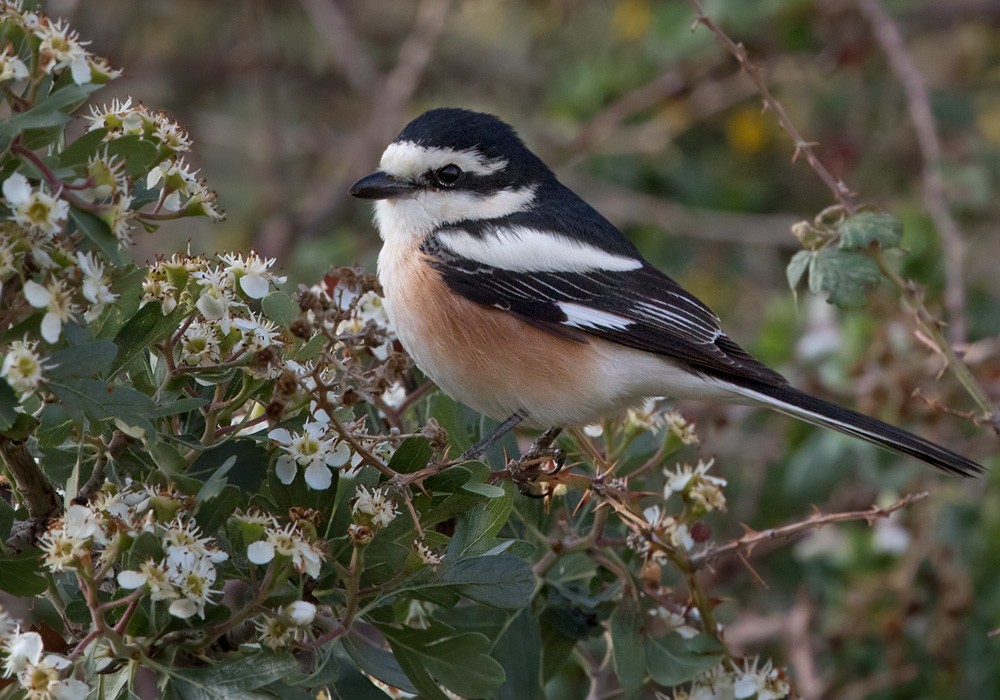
[508,426,564,472]
[458,409,528,461]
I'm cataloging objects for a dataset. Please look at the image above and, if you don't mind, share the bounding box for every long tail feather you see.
[730,382,985,478]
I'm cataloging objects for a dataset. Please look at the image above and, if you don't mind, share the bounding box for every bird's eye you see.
[434,164,463,186]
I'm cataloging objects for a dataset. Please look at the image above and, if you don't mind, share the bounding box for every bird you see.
[349,107,984,478]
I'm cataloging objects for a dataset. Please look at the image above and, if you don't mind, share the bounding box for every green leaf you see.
[195,485,241,534]
[429,393,471,455]
[0,551,48,596]
[168,652,300,699]
[46,340,118,382]
[383,625,506,699]
[0,83,101,137]
[49,378,155,436]
[59,127,110,168]
[194,456,236,503]
[807,248,882,308]
[493,608,544,700]
[838,211,903,251]
[188,439,269,492]
[611,598,647,697]
[69,207,126,266]
[112,302,187,373]
[104,135,162,177]
[785,249,811,293]
[387,436,432,475]
[437,554,534,609]
[448,491,514,558]
[261,291,299,328]
[0,378,17,432]
[343,632,418,695]
[644,633,724,687]
[36,404,74,448]
[462,481,506,498]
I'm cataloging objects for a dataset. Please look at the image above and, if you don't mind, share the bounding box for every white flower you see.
[663,409,699,445]
[414,540,442,568]
[626,398,667,432]
[0,47,29,82]
[2,173,69,236]
[117,560,176,601]
[356,291,389,325]
[22,278,76,343]
[193,266,244,332]
[76,252,118,321]
[219,252,285,300]
[16,653,89,699]
[179,320,222,367]
[162,518,228,565]
[352,486,399,529]
[731,657,789,700]
[152,113,192,153]
[86,97,146,135]
[247,523,324,577]
[4,629,43,675]
[0,606,17,645]
[34,18,92,84]
[38,504,106,572]
[664,459,727,513]
[233,313,281,354]
[146,159,198,210]
[268,420,352,490]
[1,339,47,395]
[281,601,317,627]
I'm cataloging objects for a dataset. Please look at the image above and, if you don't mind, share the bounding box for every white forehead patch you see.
[436,226,644,273]
[380,140,508,179]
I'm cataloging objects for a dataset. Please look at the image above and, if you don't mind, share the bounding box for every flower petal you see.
[304,462,332,490]
[275,455,296,484]
[247,540,275,565]
[22,280,50,308]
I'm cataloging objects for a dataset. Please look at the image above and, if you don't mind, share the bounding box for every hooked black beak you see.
[348,171,416,200]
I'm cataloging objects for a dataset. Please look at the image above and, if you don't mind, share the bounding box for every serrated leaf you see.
[0,378,17,431]
[387,436,432,475]
[194,456,236,503]
[448,490,513,558]
[0,551,48,596]
[644,633,724,687]
[45,340,118,382]
[69,207,126,266]
[261,291,299,328]
[808,248,881,308]
[786,249,811,293]
[611,598,647,697]
[838,211,903,251]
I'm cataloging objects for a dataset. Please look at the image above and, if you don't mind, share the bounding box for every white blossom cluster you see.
[245,518,326,577]
[268,409,354,490]
[0,610,89,700]
[663,458,727,514]
[667,656,790,700]
[140,251,287,372]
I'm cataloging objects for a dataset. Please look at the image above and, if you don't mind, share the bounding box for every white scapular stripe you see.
[558,302,634,330]
[380,140,508,178]
[437,226,644,273]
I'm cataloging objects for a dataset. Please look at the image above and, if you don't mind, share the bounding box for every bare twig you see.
[0,436,62,527]
[690,491,928,568]
[856,0,968,344]
[686,0,858,213]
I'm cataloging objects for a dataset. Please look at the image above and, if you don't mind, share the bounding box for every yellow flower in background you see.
[613,0,651,40]
[725,105,770,155]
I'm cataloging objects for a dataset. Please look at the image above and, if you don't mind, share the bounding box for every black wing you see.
[422,232,788,387]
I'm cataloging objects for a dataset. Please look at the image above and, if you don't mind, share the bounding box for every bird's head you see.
[349,108,551,241]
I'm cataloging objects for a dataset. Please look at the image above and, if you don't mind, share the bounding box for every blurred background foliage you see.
[47,0,999,696]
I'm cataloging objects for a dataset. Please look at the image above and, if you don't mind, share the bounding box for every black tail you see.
[730,382,985,478]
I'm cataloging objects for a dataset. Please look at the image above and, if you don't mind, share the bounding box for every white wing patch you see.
[437,226,643,273]
[558,302,634,330]
[380,141,508,178]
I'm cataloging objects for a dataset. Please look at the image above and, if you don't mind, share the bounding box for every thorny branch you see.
[686,0,858,213]
[855,0,968,345]
[689,491,929,568]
